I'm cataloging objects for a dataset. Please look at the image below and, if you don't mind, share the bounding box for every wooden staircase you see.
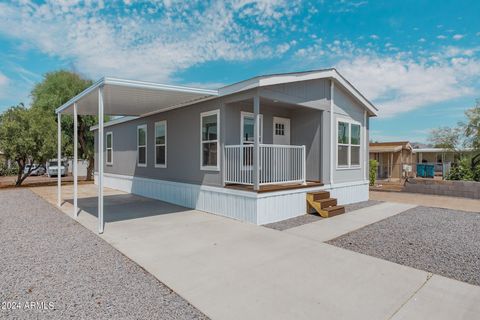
[306,191,345,218]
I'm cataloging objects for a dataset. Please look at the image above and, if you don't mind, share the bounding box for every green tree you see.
[0,105,57,186]
[463,99,480,151]
[30,70,97,179]
[428,126,463,152]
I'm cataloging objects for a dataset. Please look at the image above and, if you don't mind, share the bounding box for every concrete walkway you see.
[31,185,480,320]
[370,191,480,212]
[285,202,417,242]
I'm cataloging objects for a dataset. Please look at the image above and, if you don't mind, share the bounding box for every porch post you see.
[329,79,334,186]
[73,102,78,217]
[98,86,104,234]
[57,112,61,207]
[253,95,260,190]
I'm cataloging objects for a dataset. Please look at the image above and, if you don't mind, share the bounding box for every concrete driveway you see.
[32,185,480,320]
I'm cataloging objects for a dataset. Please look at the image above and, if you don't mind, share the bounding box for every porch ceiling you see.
[56,77,218,116]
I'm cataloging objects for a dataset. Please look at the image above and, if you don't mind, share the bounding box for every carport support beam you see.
[57,113,61,207]
[73,102,78,217]
[98,87,104,234]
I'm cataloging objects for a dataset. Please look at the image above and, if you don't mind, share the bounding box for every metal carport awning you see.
[55,77,218,233]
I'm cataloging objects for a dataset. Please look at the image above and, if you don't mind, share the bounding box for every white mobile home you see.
[55,69,378,233]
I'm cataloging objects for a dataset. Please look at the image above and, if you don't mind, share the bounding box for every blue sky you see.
[0,0,479,143]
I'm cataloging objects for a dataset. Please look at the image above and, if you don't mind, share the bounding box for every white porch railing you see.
[224,144,306,186]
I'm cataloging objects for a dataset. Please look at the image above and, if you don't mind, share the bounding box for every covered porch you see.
[221,95,324,190]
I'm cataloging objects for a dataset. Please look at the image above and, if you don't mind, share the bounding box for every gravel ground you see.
[328,206,480,286]
[0,189,208,320]
[264,200,383,231]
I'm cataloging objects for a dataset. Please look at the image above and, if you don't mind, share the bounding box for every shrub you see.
[0,161,19,176]
[369,159,378,186]
[447,158,474,181]
[472,163,480,182]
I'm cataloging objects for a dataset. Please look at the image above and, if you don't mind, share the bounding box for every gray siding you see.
[95,99,225,186]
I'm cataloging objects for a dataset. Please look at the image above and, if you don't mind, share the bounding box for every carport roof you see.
[55,77,218,116]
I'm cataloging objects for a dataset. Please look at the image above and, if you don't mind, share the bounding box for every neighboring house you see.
[369,141,414,181]
[412,147,475,177]
[56,69,378,231]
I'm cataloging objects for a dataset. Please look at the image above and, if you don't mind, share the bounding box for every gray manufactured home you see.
[56,69,377,232]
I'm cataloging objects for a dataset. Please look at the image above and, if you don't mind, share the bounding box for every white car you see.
[24,164,46,176]
[47,161,68,177]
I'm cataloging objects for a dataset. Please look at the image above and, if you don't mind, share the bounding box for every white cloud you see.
[418,38,426,43]
[336,53,480,117]
[291,39,480,118]
[437,35,447,40]
[452,34,465,40]
[0,0,301,83]
[370,34,379,40]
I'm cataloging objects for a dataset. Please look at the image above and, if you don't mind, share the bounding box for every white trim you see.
[137,124,147,167]
[106,131,113,166]
[154,120,167,168]
[200,109,220,171]
[90,116,138,131]
[336,117,362,170]
[240,111,263,144]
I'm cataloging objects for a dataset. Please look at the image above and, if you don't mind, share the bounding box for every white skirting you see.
[94,173,369,225]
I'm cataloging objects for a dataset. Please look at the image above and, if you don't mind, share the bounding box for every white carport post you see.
[57,113,61,207]
[73,102,78,217]
[98,86,105,234]
[253,95,260,191]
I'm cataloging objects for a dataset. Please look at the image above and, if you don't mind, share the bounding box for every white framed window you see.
[106,132,113,165]
[241,112,263,144]
[200,109,220,171]
[155,121,167,168]
[137,124,147,167]
[337,119,361,168]
[240,112,263,168]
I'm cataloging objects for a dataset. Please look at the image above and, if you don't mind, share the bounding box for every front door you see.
[273,117,290,145]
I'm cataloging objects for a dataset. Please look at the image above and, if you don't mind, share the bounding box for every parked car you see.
[24,164,46,176]
[47,161,68,177]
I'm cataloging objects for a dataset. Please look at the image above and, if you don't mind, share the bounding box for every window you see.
[241,112,263,144]
[201,110,220,170]
[337,120,361,168]
[241,112,262,167]
[275,123,285,136]
[137,124,147,167]
[106,132,113,165]
[155,121,167,168]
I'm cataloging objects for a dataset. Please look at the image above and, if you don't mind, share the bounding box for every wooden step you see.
[306,191,345,218]
[309,191,330,201]
[323,205,345,217]
[316,198,337,209]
